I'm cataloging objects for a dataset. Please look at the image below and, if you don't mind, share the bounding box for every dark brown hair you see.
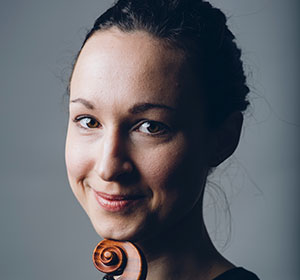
[70,0,250,127]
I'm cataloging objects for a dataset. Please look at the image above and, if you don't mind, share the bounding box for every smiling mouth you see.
[93,190,145,212]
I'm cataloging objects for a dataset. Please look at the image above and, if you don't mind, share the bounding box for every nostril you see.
[98,158,134,182]
[122,161,133,174]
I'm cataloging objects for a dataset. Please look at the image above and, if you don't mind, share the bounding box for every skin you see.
[65,27,241,279]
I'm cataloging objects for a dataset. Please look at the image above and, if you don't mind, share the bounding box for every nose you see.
[96,129,133,182]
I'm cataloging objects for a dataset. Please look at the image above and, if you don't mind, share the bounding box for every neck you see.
[136,203,234,280]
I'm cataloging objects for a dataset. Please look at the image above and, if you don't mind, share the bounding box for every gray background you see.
[0,0,299,279]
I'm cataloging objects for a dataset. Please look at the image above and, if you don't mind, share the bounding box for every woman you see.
[65,0,260,279]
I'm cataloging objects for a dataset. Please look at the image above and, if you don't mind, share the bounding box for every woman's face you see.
[65,28,210,241]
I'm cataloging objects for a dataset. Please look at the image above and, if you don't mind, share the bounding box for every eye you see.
[137,121,169,135]
[74,116,100,129]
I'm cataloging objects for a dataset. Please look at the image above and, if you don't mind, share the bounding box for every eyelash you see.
[74,115,101,129]
[135,120,170,136]
[73,116,171,136]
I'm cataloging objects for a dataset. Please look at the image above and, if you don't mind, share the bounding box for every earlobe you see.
[208,111,243,167]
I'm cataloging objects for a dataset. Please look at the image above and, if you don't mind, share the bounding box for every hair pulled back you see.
[73,0,250,127]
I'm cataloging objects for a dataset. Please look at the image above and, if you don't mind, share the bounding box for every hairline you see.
[67,26,194,96]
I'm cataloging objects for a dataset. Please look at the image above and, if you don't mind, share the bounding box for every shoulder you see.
[213,267,260,280]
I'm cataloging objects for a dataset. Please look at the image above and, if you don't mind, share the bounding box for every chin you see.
[90,217,143,242]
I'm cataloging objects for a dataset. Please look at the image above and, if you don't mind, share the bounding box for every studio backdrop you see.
[0,0,299,279]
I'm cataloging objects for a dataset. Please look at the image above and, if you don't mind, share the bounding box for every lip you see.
[93,190,145,212]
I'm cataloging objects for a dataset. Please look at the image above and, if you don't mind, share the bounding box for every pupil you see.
[148,123,158,133]
[88,119,97,128]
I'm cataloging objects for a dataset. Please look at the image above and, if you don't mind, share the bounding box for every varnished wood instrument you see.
[93,239,147,280]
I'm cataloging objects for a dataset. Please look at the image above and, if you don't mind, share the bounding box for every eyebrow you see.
[129,103,176,114]
[70,98,95,109]
[70,98,176,113]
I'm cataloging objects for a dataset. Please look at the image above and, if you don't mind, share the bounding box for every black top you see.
[102,267,260,280]
[213,267,260,280]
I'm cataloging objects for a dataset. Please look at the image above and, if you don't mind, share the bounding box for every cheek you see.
[65,130,93,184]
[137,137,206,203]
[136,139,207,227]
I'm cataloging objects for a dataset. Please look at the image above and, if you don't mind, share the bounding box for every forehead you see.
[70,28,197,108]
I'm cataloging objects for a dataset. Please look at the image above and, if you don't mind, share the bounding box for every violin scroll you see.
[93,239,147,280]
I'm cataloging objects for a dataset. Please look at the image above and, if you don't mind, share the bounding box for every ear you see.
[208,111,243,167]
